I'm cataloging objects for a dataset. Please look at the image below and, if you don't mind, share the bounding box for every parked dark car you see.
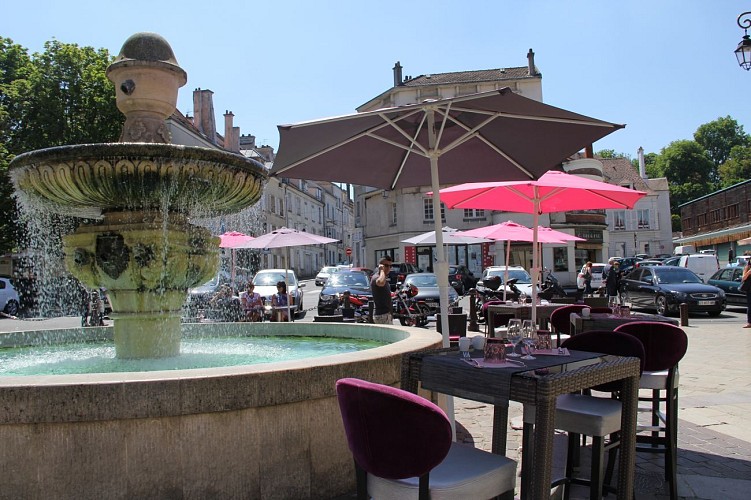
[614,256,643,276]
[619,265,725,317]
[401,272,459,315]
[708,266,746,308]
[317,270,373,316]
[388,262,420,290]
[448,265,477,295]
[661,256,681,266]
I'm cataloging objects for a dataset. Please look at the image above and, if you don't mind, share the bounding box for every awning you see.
[673,223,751,246]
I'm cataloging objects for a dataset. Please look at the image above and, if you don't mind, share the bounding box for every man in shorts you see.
[371,257,394,324]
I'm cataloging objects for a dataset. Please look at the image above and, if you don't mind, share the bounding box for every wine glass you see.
[520,319,537,360]
[506,318,522,358]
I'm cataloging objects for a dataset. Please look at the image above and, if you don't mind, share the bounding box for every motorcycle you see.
[538,268,567,300]
[392,283,430,327]
[474,275,522,323]
[339,292,372,323]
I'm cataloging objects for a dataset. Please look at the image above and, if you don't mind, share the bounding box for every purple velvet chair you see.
[523,330,645,500]
[549,304,590,345]
[336,378,517,500]
[614,321,688,500]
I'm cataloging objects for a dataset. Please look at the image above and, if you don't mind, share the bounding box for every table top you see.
[572,311,679,326]
[418,349,604,406]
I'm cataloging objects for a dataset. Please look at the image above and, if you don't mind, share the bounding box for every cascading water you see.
[9,32,267,359]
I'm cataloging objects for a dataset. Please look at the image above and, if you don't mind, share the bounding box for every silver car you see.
[0,277,20,316]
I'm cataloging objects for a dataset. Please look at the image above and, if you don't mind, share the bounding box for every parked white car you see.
[477,266,535,297]
[0,277,20,317]
[314,266,340,286]
[252,269,305,316]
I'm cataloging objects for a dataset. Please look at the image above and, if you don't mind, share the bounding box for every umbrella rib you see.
[375,111,430,189]
[448,105,620,128]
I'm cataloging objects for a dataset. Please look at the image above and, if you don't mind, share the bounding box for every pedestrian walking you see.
[742,260,751,328]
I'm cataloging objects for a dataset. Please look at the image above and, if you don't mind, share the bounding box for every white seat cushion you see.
[524,394,622,437]
[367,441,517,499]
[640,369,679,390]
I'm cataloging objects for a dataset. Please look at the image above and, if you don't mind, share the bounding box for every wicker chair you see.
[336,378,517,500]
[613,321,688,500]
[523,330,645,499]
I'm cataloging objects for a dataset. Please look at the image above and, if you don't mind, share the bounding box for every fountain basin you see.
[0,322,440,499]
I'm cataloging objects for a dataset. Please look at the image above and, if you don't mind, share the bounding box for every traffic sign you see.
[346,247,352,256]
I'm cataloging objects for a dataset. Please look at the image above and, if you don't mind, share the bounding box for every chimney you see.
[192,88,216,143]
[527,49,537,76]
[393,61,403,87]
[224,110,236,151]
[638,146,647,179]
[585,144,594,158]
[232,126,240,153]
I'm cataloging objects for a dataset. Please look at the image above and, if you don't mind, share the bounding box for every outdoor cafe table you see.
[401,348,640,500]
[570,311,679,335]
[486,302,564,333]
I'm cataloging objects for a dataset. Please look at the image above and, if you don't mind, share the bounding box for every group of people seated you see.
[209,281,291,322]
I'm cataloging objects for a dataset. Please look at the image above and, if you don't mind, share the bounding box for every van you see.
[674,245,696,255]
[677,254,720,283]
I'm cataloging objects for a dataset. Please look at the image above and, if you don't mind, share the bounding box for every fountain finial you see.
[106,32,187,143]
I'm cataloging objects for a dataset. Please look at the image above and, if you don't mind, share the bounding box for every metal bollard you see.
[468,288,479,332]
[679,303,689,326]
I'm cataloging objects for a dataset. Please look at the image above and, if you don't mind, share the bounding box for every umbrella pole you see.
[503,239,511,302]
[531,191,540,327]
[427,110,455,439]
[286,247,293,322]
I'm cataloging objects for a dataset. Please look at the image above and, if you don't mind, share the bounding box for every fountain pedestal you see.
[64,212,218,358]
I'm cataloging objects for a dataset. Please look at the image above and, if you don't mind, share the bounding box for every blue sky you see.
[3,1,750,160]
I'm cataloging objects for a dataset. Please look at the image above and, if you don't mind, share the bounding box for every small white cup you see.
[458,337,471,353]
[582,308,590,318]
[471,335,485,350]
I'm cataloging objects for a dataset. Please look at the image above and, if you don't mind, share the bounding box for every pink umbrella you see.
[438,170,646,324]
[238,227,338,321]
[458,221,584,300]
[218,231,254,248]
[218,232,255,287]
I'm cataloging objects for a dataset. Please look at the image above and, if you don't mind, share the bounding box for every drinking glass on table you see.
[521,319,537,360]
[506,318,522,358]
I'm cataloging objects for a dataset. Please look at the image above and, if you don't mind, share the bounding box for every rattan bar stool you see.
[614,321,688,500]
[522,330,645,500]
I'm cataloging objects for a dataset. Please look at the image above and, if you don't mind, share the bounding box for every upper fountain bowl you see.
[9,143,267,218]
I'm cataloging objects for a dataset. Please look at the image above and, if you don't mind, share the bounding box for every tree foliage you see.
[0,37,123,255]
[718,145,751,188]
[694,116,750,170]
[650,140,715,212]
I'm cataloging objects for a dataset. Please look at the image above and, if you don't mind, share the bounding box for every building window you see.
[727,203,739,219]
[613,210,625,231]
[637,209,650,229]
[683,217,692,230]
[463,208,486,219]
[424,199,433,220]
[391,202,397,226]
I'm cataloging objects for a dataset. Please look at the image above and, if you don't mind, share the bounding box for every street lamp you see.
[735,11,751,70]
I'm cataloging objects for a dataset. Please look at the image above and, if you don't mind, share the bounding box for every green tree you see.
[0,37,123,255]
[694,116,750,173]
[651,140,715,212]
[718,145,751,188]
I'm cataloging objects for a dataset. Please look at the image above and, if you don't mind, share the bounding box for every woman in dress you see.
[271,281,290,322]
[240,283,263,322]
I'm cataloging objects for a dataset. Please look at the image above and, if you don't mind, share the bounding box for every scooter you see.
[392,284,430,327]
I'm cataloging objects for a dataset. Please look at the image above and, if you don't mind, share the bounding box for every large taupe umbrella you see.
[271,89,624,346]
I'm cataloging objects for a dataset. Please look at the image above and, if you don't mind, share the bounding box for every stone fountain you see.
[1,33,440,498]
[10,32,266,358]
